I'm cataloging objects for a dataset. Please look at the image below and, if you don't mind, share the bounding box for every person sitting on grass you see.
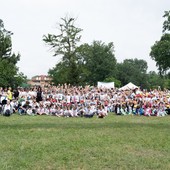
[64,105,73,117]
[144,103,152,116]
[37,103,46,115]
[77,105,86,117]
[90,102,98,116]
[83,105,96,118]
[165,104,170,115]
[1,88,7,106]
[30,99,39,115]
[44,104,50,115]
[18,100,30,115]
[97,104,107,118]
[157,102,167,117]
[56,105,64,117]
[50,104,57,116]
[138,104,144,116]
[2,100,13,116]
[151,105,158,116]
[120,102,127,115]
[26,106,33,115]
[114,101,121,115]
[10,99,19,114]
[72,105,79,117]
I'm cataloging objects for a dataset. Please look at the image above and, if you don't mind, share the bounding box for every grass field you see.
[0,114,170,170]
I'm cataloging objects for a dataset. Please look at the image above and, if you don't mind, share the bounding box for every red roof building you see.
[28,75,52,87]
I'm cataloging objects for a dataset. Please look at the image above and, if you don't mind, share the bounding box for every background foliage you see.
[0,19,26,88]
[0,11,170,89]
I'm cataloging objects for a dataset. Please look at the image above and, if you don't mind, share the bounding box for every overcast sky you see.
[0,0,170,78]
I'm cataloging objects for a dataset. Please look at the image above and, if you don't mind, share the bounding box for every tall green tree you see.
[43,16,83,85]
[104,77,121,88]
[147,71,165,89]
[116,58,148,88]
[0,19,25,88]
[150,33,170,75]
[163,10,170,33]
[77,41,117,85]
[150,11,170,76]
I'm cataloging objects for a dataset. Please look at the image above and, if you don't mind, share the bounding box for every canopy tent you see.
[119,82,138,91]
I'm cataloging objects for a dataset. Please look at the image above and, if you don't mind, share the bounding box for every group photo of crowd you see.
[0,84,170,118]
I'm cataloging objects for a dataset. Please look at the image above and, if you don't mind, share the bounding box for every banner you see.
[97,82,115,88]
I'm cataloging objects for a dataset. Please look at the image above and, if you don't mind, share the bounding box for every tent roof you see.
[119,82,138,91]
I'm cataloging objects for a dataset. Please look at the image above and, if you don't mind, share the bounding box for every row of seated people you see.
[114,102,168,116]
[0,100,107,118]
[1,98,169,117]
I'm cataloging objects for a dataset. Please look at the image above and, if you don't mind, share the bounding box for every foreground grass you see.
[0,114,170,170]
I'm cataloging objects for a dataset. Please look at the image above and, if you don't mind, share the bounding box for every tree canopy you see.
[77,41,117,85]
[43,16,83,85]
[163,10,170,33]
[150,11,170,76]
[150,34,170,75]
[116,58,148,88]
[44,17,117,86]
[0,19,26,88]
[44,15,169,89]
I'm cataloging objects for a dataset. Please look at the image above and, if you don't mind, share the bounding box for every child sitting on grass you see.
[97,105,107,118]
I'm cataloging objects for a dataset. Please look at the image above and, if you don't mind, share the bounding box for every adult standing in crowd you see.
[36,86,43,103]
[7,87,13,101]
[13,88,19,99]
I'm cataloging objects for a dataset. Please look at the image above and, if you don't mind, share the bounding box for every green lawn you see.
[0,114,170,170]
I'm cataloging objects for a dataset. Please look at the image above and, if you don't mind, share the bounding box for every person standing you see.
[7,87,13,101]
[13,88,19,99]
[36,86,43,103]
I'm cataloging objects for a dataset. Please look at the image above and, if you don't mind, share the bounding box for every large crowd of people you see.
[0,84,170,118]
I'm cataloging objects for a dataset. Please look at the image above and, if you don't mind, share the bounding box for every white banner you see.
[97,82,115,88]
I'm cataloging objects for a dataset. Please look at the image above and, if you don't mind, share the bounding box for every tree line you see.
[0,19,26,88]
[0,11,170,89]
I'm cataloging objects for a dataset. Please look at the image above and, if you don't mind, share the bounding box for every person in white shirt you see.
[97,105,107,118]
[10,99,18,113]
[84,105,95,118]
[50,104,57,116]
[72,105,78,117]
[28,88,37,98]
[2,100,13,116]
[66,93,71,105]
[27,106,33,115]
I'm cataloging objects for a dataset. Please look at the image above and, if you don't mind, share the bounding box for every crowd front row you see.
[0,85,170,118]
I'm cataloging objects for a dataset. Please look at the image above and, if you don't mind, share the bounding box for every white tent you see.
[119,82,138,91]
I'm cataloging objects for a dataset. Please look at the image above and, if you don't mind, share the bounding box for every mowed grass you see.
[0,114,170,170]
